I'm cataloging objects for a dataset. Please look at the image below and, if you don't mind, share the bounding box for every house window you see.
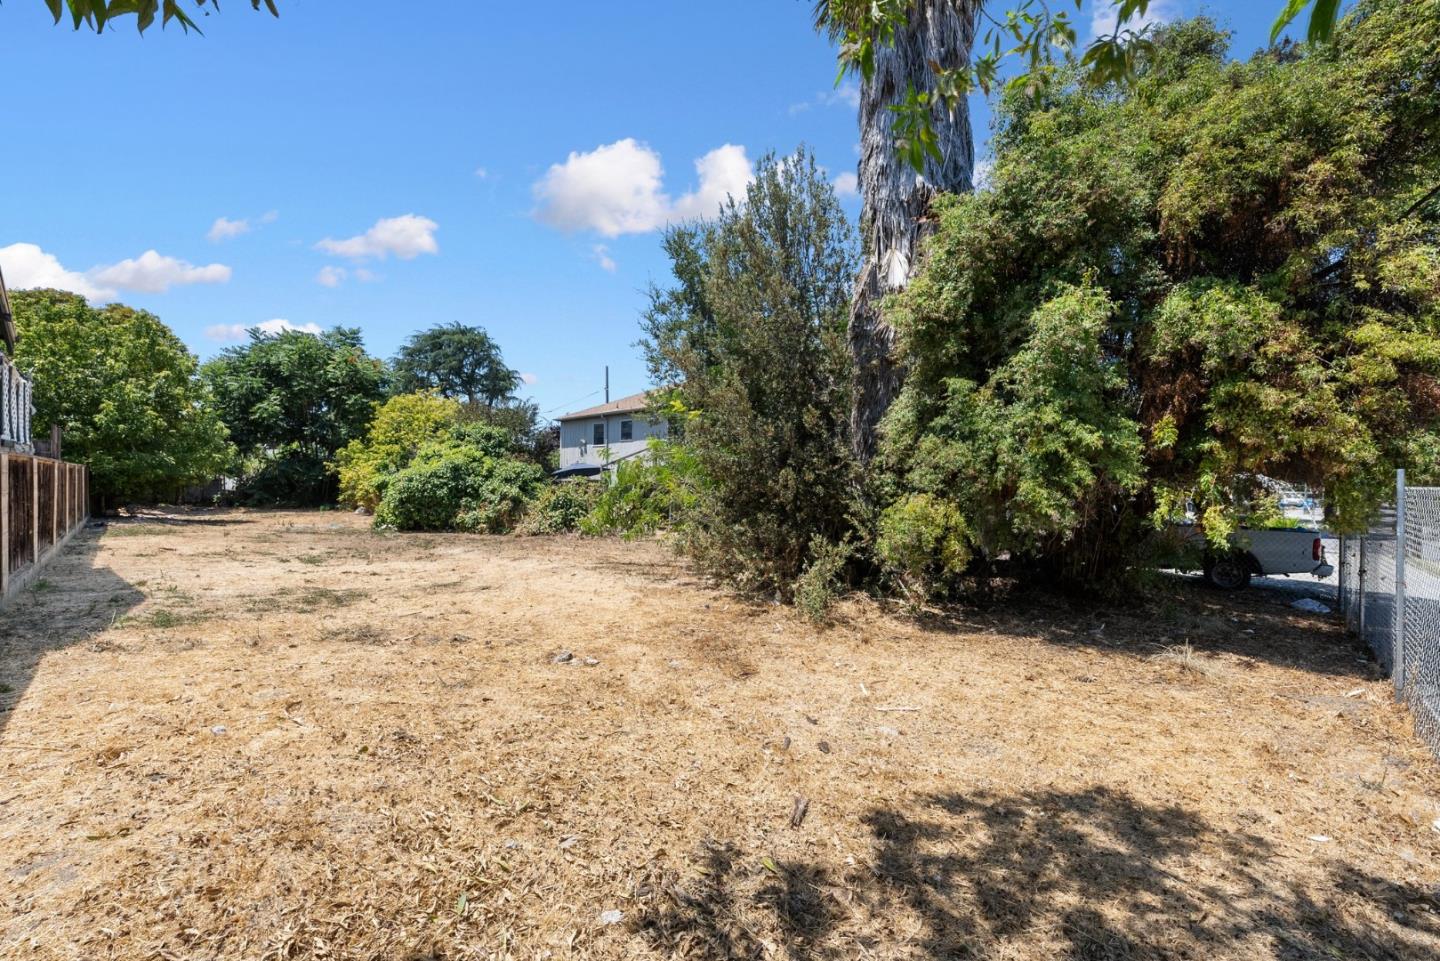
[620,420,633,441]
[593,423,605,446]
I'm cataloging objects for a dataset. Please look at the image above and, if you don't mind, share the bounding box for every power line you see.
[541,389,603,418]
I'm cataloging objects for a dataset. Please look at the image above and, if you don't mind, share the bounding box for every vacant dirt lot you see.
[1,509,1438,960]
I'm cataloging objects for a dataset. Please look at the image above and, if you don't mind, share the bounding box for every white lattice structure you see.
[0,353,34,453]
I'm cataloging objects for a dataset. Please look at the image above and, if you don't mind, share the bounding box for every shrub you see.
[875,493,972,603]
[793,536,853,623]
[582,441,702,538]
[374,443,543,533]
[334,393,461,510]
[235,449,336,507]
[519,481,603,535]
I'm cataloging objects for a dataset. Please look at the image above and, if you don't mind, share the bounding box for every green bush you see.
[582,442,701,538]
[793,536,853,623]
[334,392,461,510]
[519,481,603,535]
[875,493,973,603]
[374,443,543,533]
[236,448,336,507]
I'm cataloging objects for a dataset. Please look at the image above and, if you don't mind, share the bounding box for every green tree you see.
[333,391,461,511]
[392,323,520,409]
[640,147,861,595]
[881,1,1440,590]
[813,0,1351,461]
[201,326,387,504]
[9,289,231,502]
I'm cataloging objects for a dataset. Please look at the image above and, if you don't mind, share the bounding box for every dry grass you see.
[0,508,1438,961]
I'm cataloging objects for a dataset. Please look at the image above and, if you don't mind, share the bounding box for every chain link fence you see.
[1339,473,1440,758]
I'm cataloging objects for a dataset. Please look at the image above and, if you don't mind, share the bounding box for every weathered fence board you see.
[0,452,87,601]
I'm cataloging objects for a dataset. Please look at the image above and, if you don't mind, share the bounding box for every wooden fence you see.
[1,452,88,601]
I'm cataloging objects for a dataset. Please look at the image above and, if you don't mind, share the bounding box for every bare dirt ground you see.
[1,508,1438,961]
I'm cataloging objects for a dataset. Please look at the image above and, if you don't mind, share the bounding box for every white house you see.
[555,391,667,475]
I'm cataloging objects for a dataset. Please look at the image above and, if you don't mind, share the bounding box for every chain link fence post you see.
[1358,533,1367,642]
[1395,469,1407,701]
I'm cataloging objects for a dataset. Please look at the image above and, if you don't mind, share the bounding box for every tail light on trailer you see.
[1313,537,1322,561]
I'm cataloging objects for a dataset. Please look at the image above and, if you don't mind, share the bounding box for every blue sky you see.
[2,0,1306,419]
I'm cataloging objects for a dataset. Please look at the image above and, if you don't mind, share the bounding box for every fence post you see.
[1395,468,1408,700]
[1358,533,1368,643]
[30,455,38,566]
[1337,535,1346,616]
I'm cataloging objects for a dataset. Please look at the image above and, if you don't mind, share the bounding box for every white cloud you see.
[205,318,324,342]
[670,144,753,222]
[591,244,618,273]
[834,171,859,199]
[89,250,231,294]
[533,139,753,237]
[207,210,278,243]
[474,166,489,179]
[256,318,322,336]
[790,82,861,115]
[316,265,347,288]
[0,242,115,300]
[207,216,250,242]
[316,265,379,287]
[533,139,669,236]
[2,242,231,300]
[316,214,439,261]
[519,372,538,386]
[1090,0,1181,39]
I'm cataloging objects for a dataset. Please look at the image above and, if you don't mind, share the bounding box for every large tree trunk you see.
[850,1,976,463]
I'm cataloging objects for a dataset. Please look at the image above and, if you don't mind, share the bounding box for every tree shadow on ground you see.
[635,787,1439,960]
[0,528,144,738]
[918,575,1373,680]
[105,510,248,529]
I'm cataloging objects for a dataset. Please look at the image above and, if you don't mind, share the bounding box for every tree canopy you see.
[392,323,520,409]
[9,289,231,501]
[640,147,861,595]
[201,326,387,504]
[878,0,1440,589]
[817,1,1349,170]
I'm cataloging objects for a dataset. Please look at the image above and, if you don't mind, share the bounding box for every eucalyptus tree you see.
[814,0,1349,462]
[815,1,977,463]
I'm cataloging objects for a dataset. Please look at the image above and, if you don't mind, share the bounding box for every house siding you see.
[558,412,667,470]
